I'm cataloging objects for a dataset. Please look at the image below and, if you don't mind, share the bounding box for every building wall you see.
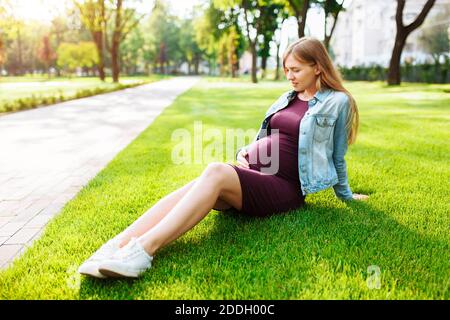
[331,0,448,67]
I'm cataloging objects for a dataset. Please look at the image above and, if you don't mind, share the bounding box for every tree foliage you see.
[57,41,98,74]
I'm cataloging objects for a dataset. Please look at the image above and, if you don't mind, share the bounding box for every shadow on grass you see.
[77,196,449,299]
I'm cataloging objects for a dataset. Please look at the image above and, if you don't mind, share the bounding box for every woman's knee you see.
[201,162,229,184]
[202,163,242,210]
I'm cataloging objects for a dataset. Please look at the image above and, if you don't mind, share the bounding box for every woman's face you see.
[284,54,320,92]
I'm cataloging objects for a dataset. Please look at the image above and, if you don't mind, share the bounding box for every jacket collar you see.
[314,88,332,102]
[288,88,332,102]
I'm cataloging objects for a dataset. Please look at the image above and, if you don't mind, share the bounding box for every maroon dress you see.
[227,96,309,217]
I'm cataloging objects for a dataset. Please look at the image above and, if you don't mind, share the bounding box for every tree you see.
[194,2,222,76]
[37,35,56,78]
[74,0,107,80]
[316,0,345,51]
[226,25,241,77]
[240,0,263,83]
[257,2,286,79]
[192,0,246,77]
[418,6,450,84]
[285,0,310,38]
[387,0,436,85]
[216,25,243,77]
[57,43,80,74]
[418,6,450,65]
[0,1,49,75]
[145,0,177,74]
[120,24,144,75]
[78,41,100,74]
[3,20,45,75]
[105,0,146,82]
[48,9,92,76]
[215,0,267,83]
[50,17,68,52]
[57,41,98,75]
[165,20,184,74]
[8,20,25,75]
[142,4,162,74]
[0,37,5,72]
[0,1,89,76]
[179,18,203,75]
[273,7,290,80]
[0,4,6,73]
[0,0,23,75]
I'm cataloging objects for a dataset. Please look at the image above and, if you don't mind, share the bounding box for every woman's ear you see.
[314,66,321,76]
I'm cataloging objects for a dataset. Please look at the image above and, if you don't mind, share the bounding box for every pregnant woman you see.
[78,37,369,279]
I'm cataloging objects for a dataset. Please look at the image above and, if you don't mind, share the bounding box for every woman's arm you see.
[332,98,354,201]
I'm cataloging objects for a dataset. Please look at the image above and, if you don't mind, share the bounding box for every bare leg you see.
[137,163,242,256]
[116,175,233,248]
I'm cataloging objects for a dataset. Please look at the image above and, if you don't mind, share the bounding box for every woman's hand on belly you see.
[236,149,250,168]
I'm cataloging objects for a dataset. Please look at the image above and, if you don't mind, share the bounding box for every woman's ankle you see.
[113,232,130,248]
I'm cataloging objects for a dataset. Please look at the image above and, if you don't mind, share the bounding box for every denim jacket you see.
[236,88,353,200]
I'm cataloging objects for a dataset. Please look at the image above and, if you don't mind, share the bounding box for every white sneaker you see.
[98,238,153,278]
[78,237,122,279]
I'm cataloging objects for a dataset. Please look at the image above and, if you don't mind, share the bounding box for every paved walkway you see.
[0,76,199,269]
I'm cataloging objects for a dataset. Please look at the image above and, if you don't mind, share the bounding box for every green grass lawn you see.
[0,78,448,299]
[0,75,170,113]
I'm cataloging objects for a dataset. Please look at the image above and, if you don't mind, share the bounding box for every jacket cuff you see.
[333,184,353,201]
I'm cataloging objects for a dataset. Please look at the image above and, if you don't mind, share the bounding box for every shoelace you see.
[113,238,142,260]
[113,238,154,262]
[91,239,120,260]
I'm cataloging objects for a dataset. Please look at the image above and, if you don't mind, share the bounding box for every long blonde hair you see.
[282,37,359,145]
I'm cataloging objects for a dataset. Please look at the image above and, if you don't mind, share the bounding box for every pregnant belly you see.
[245,133,299,182]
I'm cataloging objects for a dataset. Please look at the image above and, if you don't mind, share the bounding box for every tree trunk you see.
[387,0,436,85]
[298,0,309,38]
[93,31,106,81]
[242,5,258,83]
[250,43,257,83]
[111,38,120,82]
[159,61,163,74]
[323,5,342,53]
[232,59,239,78]
[229,54,236,78]
[261,55,268,79]
[17,28,23,75]
[324,15,331,51]
[298,19,305,39]
[387,32,407,85]
[111,0,123,83]
[324,36,330,52]
[194,54,200,75]
[324,20,339,52]
[441,56,449,83]
[55,32,62,77]
[159,42,166,74]
[275,41,281,80]
[288,0,309,38]
[208,58,213,76]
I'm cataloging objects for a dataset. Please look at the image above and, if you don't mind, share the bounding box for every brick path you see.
[0,76,199,269]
